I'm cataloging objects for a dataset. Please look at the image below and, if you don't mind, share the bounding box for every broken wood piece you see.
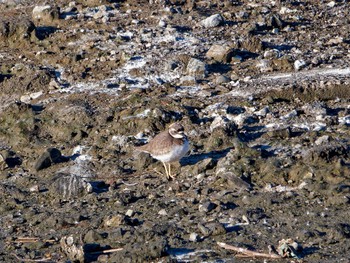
[217,242,282,259]
[13,237,56,243]
[89,247,124,255]
[11,253,52,262]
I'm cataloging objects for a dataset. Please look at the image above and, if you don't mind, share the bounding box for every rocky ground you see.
[0,0,350,262]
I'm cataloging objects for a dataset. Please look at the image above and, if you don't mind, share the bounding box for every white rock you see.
[186,58,207,78]
[255,106,269,117]
[189,233,199,242]
[315,135,329,145]
[294,59,307,71]
[327,1,336,7]
[281,109,298,120]
[158,209,168,216]
[158,19,167,27]
[32,5,59,23]
[125,209,134,217]
[210,116,227,132]
[200,14,224,28]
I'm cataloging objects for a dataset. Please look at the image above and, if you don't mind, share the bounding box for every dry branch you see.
[217,242,282,259]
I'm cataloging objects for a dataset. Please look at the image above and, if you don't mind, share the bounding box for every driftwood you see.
[11,253,52,262]
[12,237,56,243]
[217,242,282,259]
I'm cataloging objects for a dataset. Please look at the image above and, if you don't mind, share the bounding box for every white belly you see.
[152,140,189,163]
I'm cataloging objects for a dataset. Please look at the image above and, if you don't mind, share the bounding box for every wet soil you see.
[0,0,350,262]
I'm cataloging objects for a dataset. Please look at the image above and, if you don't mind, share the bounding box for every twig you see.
[89,247,124,255]
[12,237,56,243]
[121,180,138,186]
[11,253,52,262]
[217,242,282,259]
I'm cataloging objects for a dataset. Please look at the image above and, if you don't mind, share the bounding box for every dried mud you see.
[0,0,350,262]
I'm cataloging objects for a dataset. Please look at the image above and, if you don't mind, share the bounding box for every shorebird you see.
[136,122,190,179]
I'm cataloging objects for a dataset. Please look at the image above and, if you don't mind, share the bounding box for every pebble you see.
[199,201,216,213]
[206,44,233,62]
[294,59,307,70]
[215,75,230,84]
[158,209,168,216]
[200,14,224,28]
[34,148,66,171]
[32,5,60,24]
[125,209,134,217]
[186,58,207,78]
[104,215,125,227]
[189,232,199,242]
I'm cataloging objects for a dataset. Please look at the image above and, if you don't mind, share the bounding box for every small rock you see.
[158,209,168,216]
[215,75,230,84]
[60,236,84,262]
[200,14,224,28]
[294,59,307,71]
[34,148,66,171]
[315,135,330,146]
[199,201,216,213]
[125,209,135,217]
[198,223,211,236]
[84,229,103,243]
[189,232,199,242]
[104,214,125,227]
[158,19,167,27]
[50,173,92,200]
[186,58,207,78]
[32,5,60,24]
[280,109,298,120]
[206,44,233,62]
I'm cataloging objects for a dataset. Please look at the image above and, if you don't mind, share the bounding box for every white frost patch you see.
[111,135,128,147]
[170,249,214,262]
[264,182,307,192]
[122,109,151,120]
[262,67,350,80]
[72,145,92,161]
[339,115,350,125]
[293,122,326,131]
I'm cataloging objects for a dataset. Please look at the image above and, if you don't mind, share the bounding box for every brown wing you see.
[137,131,179,155]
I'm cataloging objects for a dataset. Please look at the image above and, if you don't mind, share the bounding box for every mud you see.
[0,0,350,262]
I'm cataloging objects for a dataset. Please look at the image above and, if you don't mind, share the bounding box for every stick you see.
[11,253,52,262]
[217,242,282,259]
[89,247,124,255]
[12,237,56,243]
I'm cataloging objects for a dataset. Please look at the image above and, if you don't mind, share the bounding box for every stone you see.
[189,232,199,242]
[199,201,216,213]
[200,14,224,28]
[294,59,307,71]
[186,58,207,78]
[60,236,84,262]
[206,44,234,62]
[158,209,168,216]
[104,214,125,227]
[32,5,60,24]
[34,148,65,171]
[50,173,92,200]
[215,75,230,84]
[125,209,135,217]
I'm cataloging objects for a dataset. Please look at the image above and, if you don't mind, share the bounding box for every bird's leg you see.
[168,163,175,179]
[162,162,170,179]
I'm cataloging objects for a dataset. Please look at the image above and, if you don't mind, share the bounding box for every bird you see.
[136,122,190,179]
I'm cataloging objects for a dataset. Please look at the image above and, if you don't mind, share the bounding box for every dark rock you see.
[34,148,67,171]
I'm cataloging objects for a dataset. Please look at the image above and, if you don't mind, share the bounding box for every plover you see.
[136,122,190,179]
